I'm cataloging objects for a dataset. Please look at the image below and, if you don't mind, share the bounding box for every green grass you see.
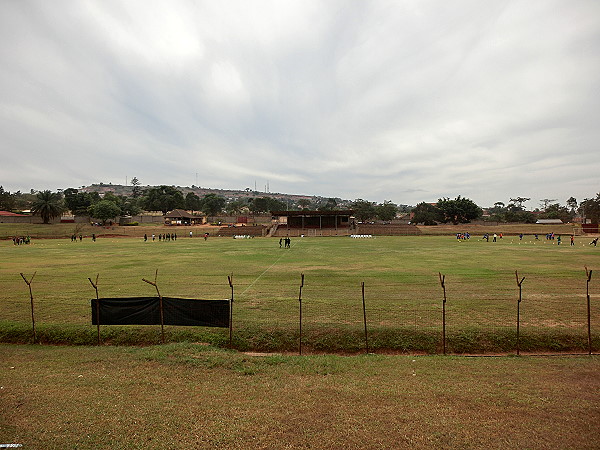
[0,343,598,448]
[1,233,598,353]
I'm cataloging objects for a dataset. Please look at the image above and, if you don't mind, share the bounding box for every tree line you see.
[411,195,600,225]
[1,182,599,225]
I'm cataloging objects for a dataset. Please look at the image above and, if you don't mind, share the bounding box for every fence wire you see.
[2,271,598,353]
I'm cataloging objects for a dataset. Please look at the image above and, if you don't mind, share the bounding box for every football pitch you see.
[1,234,598,353]
[1,235,600,448]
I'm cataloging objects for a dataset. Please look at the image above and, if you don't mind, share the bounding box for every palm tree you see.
[31,190,64,224]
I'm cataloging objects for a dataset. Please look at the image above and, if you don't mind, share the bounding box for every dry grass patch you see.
[1,344,599,449]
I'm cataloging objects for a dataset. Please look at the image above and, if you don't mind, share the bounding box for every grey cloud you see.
[0,0,599,206]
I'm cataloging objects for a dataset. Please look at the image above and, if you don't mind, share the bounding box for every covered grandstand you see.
[270,210,354,237]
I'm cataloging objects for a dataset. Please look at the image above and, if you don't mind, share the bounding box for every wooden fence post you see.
[515,271,526,356]
[142,269,164,344]
[439,273,447,355]
[20,272,37,344]
[88,274,100,345]
[585,266,593,355]
[362,281,369,354]
[298,273,304,355]
[228,274,234,347]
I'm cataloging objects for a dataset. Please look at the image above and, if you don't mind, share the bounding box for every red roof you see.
[0,211,28,216]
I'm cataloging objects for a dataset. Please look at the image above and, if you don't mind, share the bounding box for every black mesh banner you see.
[91,297,230,327]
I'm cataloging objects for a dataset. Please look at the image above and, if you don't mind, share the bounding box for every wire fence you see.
[3,269,598,355]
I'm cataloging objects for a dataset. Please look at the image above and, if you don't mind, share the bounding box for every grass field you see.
[1,343,599,448]
[1,230,599,448]
[1,231,598,354]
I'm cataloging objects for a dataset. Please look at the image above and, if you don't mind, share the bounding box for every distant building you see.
[0,210,36,224]
[164,209,205,225]
[270,210,354,237]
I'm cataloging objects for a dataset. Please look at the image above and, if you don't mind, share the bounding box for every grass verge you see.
[1,343,598,449]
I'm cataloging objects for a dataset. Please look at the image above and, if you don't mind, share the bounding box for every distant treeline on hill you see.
[1,184,598,226]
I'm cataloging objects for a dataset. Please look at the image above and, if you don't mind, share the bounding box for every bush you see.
[123,222,139,226]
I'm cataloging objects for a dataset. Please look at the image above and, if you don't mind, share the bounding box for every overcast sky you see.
[1,0,598,208]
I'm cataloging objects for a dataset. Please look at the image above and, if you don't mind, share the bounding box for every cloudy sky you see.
[0,0,598,208]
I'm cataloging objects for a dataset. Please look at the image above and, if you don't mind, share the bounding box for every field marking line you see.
[239,240,300,297]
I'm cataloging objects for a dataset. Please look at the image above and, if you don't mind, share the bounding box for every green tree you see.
[225,199,247,215]
[539,198,557,211]
[249,196,286,214]
[486,201,507,222]
[63,188,100,216]
[120,196,142,216]
[88,200,121,225]
[579,194,600,223]
[199,194,226,217]
[130,177,142,198]
[11,190,36,211]
[411,202,440,225]
[31,190,64,224]
[504,199,535,223]
[253,197,272,214]
[142,186,185,214]
[504,209,536,223]
[0,186,15,211]
[436,196,482,225]
[538,203,573,222]
[375,201,397,221]
[268,197,286,212]
[566,197,578,214]
[185,192,201,213]
[351,199,377,222]
[509,197,530,209]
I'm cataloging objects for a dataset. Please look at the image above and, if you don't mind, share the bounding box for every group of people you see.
[456,233,471,240]
[145,233,177,242]
[279,237,292,248]
[12,235,30,245]
[476,232,591,247]
[482,233,501,242]
[70,234,96,242]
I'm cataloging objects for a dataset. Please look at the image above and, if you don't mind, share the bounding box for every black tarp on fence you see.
[91,297,230,327]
